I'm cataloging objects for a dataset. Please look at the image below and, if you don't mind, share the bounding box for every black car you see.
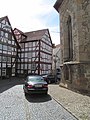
[23,75,48,95]
[41,74,56,84]
[40,74,48,81]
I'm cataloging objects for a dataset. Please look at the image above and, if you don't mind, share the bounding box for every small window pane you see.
[3,45,7,51]
[0,44,2,49]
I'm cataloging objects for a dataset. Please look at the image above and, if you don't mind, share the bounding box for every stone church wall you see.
[58,0,90,92]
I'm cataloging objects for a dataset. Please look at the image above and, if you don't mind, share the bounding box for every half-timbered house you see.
[0,16,20,79]
[0,16,53,78]
[14,29,53,76]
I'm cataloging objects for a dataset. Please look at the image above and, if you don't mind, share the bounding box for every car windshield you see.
[27,76,44,82]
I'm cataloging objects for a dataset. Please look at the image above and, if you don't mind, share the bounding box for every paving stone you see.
[48,84,90,120]
[0,78,78,120]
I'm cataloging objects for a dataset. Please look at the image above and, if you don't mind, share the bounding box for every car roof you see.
[27,75,42,78]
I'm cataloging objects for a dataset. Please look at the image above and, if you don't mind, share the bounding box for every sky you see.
[0,0,60,45]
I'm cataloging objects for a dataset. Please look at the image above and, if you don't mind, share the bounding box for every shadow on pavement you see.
[0,77,24,93]
[25,93,52,103]
[74,89,90,97]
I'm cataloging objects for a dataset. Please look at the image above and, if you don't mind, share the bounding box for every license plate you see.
[35,84,42,87]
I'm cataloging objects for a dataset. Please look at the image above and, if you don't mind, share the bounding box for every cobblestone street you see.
[49,84,90,120]
[0,78,78,120]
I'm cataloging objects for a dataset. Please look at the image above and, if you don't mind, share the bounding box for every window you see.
[5,33,8,38]
[25,64,27,69]
[21,64,23,69]
[12,58,15,62]
[31,63,36,70]
[7,57,11,62]
[0,23,1,28]
[1,31,3,37]
[33,42,35,46]
[21,53,24,58]
[8,46,12,51]
[12,41,14,45]
[28,64,31,69]
[21,59,24,62]
[21,70,23,73]
[3,24,11,32]
[7,64,11,68]
[22,48,24,51]
[2,56,7,62]
[67,15,73,61]
[32,52,35,57]
[3,45,7,51]
[25,58,27,62]
[2,20,5,24]
[14,48,16,52]
[12,48,14,51]
[28,52,31,58]
[12,36,14,40]
[8,33,12,40]
[17,70,20,73]
[25,43,28,47]
[0,44,2,49]
[2,24,6,29]
[2,69,6,76]
[8,51,11,55]
[25,48,28,51]
[13,64,15,67]
[3,38,7,43]
[18,64,20,69]
[25,53,28,57]
[2,63,6,67]
[0,56,1,62]
[8,40,11,44]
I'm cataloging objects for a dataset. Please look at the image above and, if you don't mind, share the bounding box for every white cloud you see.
[0,0,60,45]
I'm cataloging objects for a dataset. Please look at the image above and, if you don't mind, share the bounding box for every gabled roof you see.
[54,0,63,12]
[0,16,7,22]
[0,16,21,48]
[14,28,27,37]
[22,29,50,42]
[0,16,12,28]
